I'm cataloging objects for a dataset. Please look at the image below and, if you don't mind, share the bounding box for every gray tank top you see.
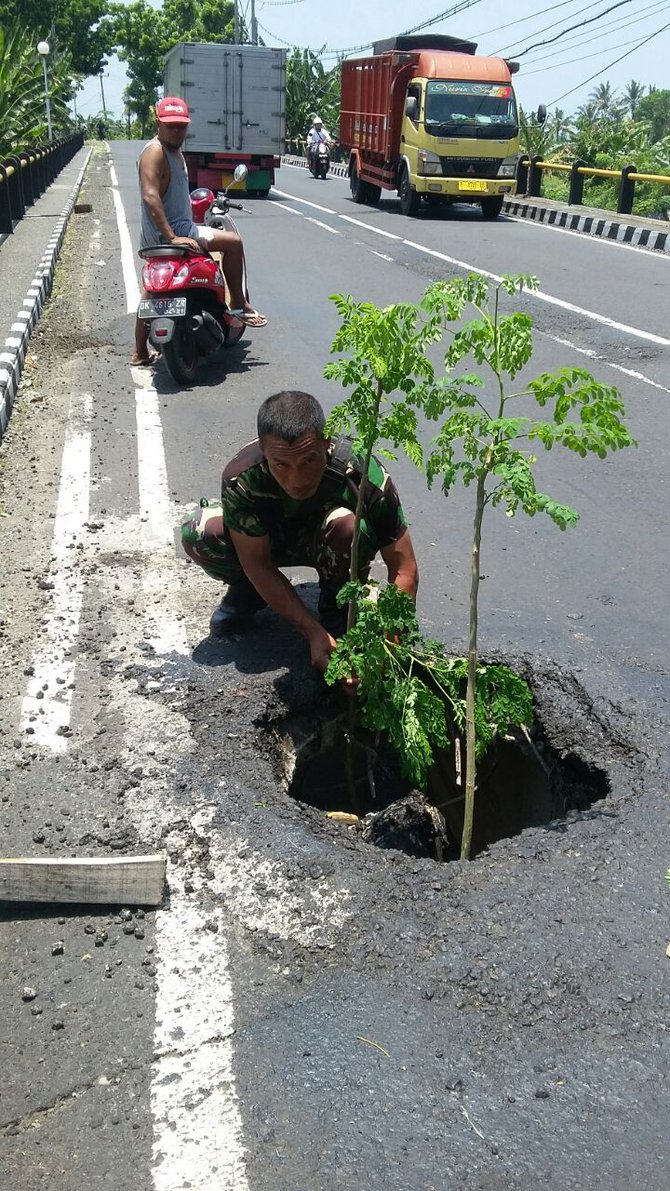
[139,139,194,249]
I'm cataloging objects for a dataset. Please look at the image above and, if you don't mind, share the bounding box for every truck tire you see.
[350,161,365,203]
[398,167,420,217]
[366,183,381,205]
[480,195,504,219]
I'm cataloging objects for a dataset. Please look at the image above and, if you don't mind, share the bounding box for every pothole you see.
[277,695,611,862]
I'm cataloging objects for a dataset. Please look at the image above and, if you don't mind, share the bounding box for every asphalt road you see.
[0,142,668,1191]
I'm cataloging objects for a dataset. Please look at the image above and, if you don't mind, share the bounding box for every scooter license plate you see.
[138,297,187,319]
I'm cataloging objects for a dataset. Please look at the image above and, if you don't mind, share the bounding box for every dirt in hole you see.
[279,699,611,861]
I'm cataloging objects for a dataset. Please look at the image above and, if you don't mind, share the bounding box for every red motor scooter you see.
[137,164,251,384]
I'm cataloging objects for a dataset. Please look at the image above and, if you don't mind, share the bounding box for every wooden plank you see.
[0,855,166,905]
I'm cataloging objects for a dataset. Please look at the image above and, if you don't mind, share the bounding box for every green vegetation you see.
[323,276,635,859]
[285,48,340,143]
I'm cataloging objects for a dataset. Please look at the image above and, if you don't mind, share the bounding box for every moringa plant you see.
[419,272,636,857]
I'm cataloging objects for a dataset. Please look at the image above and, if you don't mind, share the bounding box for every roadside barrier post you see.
[527,155,543,198]
[516,156,529,195]
[618,164,637,215]
[568,160,586,206]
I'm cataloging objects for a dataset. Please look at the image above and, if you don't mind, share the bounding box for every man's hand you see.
[307,623,338,674]
[170,235,200,250]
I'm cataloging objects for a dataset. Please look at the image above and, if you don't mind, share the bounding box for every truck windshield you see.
[424,80,518,136]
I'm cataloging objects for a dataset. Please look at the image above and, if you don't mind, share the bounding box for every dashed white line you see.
[541,332,670,394]
[506,213,670,261]
[20,392,92,751]
[339,214,402,240]
[401,238,670,347]
[271,187,336,215]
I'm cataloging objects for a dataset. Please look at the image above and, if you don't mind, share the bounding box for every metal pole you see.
[41,57,53,141]
[99,71,108,121]
[250,0,258,44]
[234,0,241,43]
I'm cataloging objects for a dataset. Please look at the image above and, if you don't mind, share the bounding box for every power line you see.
[521,0,668,66]
[548,16,670,104]
[401,0,485,38]
[472,0,590,42]
[523,31,654,75]
[496,0,633,58]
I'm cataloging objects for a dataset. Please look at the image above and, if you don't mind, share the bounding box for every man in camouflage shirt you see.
[181,390,419,674]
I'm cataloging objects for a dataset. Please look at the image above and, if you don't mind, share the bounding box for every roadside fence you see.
[0,132,85,239]
[516,155,670,217]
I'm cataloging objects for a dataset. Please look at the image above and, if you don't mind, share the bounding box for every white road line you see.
[401,238,670,347]
[132,367,188,657]
[371,250,394,261]
[152,892,249,1191]
[305,215,340,234]
[541,332,670,394]
[271,187,336,215]
[109,162,141,313]
[20,392,92,751]
[506,213,670,261]
[339,214,402,240]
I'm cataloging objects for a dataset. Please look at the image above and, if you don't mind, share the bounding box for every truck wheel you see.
[398,168,420,217]
[254,188,270,198]
[366,183,381,205]
[350,162,365,203]
[480,195,504,219]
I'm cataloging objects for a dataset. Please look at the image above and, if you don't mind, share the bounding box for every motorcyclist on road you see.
[132,96,267,367]
[305,116,332,170]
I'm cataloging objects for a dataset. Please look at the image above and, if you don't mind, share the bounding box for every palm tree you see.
[589,82,623,120]
[549,107,573,145]
[623,80,645,120]
[0,21,72,156]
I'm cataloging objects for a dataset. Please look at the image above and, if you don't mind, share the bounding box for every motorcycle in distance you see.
[308,141,330,180]
[137,163,251,384]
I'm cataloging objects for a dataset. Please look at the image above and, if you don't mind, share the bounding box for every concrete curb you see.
[0,149,92,440]
[281,155,670,253]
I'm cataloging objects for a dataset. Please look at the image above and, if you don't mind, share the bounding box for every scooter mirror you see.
[233,164,248,182]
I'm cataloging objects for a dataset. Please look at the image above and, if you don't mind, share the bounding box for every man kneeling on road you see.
[132,96,267,366]
[181,390,419,674]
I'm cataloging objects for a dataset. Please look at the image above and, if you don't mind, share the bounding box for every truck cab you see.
[340,35,521,219]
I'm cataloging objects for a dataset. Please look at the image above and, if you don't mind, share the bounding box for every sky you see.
[74,0,670,121]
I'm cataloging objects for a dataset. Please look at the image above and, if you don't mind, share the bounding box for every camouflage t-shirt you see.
[221,438,407,546]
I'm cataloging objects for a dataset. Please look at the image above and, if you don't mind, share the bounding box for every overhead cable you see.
[548,16,670,104]
[497,0,633,58]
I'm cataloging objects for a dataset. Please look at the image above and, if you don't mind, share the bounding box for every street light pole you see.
[234,0,240,43]
[250,0,258,45]
[99,62,108,122]
[36,41,53,142]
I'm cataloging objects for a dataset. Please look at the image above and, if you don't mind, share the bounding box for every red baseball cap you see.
[156,97,190,124]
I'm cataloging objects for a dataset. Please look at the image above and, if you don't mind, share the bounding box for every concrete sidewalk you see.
[0,145,91,437]
[282,155,670,253]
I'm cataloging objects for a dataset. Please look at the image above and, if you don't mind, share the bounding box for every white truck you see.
[163,41,286,197]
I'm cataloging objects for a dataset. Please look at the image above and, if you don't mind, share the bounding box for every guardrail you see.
[517,155,670,216]
[0,132,85,237]
[285,137,347,164]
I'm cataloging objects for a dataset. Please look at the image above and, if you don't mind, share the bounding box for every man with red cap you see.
[132,96,267,366]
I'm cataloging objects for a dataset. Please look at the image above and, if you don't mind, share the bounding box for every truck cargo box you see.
[164,42,286,157]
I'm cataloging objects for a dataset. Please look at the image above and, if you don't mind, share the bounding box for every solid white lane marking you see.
[109,160,141,313]
[506,213,670,261]
[132,367,188,657]
[271,187,336,215]
[20,392,92,751]
[339,214,402,240]
[401,238,670,347]
[542,332,670,394]
[152,892,249,1191]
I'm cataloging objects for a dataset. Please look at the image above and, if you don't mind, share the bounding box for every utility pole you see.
[250,0,258,45]
[234,0,241,43]
[99,64,108,121]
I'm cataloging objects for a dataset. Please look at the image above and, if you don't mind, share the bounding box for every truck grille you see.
[439,157,500,179]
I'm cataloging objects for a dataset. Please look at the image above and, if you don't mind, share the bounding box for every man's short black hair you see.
[257,391,326,443]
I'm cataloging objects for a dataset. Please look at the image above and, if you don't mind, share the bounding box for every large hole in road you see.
[277,696,610,861]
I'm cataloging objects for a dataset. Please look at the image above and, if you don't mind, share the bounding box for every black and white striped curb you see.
[502,197,670,254]
[281,155,670,253]
[0,149,92,439]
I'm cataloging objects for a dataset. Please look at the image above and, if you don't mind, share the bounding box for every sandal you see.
[229,308,268,328]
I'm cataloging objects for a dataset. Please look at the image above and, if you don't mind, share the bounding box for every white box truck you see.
[163,41,286,197]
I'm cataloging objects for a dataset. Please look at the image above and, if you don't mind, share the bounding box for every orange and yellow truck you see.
[339,33,521,218]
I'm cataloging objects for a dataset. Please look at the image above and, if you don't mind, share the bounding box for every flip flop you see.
[229,309,268,328]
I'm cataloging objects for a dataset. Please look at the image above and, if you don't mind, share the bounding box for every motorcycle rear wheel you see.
[162,325,198,384]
